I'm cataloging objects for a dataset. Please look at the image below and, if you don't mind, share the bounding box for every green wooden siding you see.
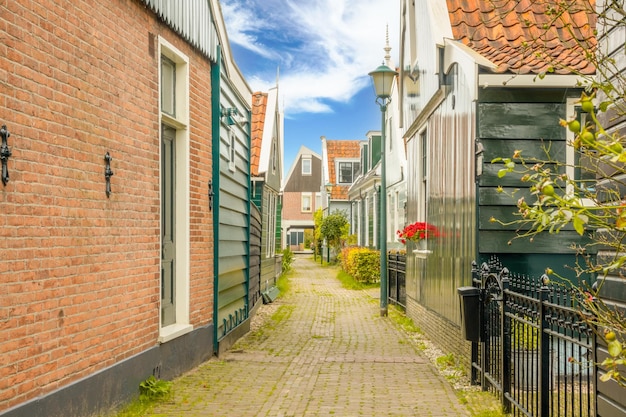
[214,62,251,345]
[477,89,587,275]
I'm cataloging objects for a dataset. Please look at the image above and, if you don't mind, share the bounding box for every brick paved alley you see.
[149,255,470,417]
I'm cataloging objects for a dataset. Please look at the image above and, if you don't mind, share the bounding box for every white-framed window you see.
[315,192,321,210]
[159,36,191,342]
[301,193,312,212]
[228,130,236,172]
[336,160,361,184]
[301,157,312,175]
[419,128,428,220]
[266,192,277,258]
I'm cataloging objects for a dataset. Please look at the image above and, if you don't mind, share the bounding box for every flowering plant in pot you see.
[396,221,439,244]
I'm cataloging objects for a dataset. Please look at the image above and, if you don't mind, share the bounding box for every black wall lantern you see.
[1,125,11,186]
[208,180,214,211]
[104,152,114,197]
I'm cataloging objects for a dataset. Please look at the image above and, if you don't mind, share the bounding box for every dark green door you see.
[161,125,176,326]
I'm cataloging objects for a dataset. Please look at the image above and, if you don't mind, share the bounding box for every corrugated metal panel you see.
[142,0,218,62]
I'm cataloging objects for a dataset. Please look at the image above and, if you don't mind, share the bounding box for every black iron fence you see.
[388,252,406,309]
[462,256,596,416]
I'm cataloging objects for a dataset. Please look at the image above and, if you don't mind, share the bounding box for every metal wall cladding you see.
[405,64,476,326]
[142,0,219,63]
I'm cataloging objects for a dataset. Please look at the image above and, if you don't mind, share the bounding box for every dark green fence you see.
[465,256,596,416]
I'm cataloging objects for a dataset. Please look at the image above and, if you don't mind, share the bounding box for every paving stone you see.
[150,256,470,416]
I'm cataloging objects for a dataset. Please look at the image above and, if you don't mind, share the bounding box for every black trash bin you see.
[457,286,480,342]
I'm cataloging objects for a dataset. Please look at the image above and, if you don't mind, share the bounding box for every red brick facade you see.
[282,191,319,221]
[0,0,214,412]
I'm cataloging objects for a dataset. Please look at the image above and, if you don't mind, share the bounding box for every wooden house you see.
[250,88,284,300]
[399,0,595,358]
[281,146,322,252]
[0,0,255,415]
[320,137,362,217]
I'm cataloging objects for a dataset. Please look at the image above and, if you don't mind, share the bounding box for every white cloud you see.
[221,0,399,116]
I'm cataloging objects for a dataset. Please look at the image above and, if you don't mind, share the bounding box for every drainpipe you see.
[211,45,221,355]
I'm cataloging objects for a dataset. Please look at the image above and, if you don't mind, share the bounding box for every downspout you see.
[245,107,251,319]
[211,45,221,354]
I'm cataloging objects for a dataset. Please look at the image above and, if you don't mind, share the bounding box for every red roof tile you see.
[447,0,596,75]
[250,92,267,176]
[325,140,362,200]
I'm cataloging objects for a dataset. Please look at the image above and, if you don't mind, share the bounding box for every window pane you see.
[302,194,312,212]
[339,162,353,183]
[161,56,176,116]
[302,158,311,175]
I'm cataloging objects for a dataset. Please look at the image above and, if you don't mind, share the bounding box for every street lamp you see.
[369,62,397,317]
[325,182,333,263]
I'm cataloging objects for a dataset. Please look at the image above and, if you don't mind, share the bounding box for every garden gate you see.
[465,256,596,416]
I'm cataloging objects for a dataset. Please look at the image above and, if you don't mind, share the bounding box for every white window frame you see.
[301,157,312,175]
[419,128,428,221]
[301,192,312,212]
[266,193,277,258]
[159,36,192,342]
[228,130,236,172]
[336,159,360,184]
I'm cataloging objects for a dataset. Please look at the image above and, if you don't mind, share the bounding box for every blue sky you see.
[220,0,400,177]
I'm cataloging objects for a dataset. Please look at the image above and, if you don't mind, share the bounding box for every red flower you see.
[397,222,439,244]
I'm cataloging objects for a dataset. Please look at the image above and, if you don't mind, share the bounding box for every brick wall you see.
[405,298,471,370]
[282,191,318,221]
[0,0,213,411]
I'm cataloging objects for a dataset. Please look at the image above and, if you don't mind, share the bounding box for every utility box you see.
[457,286,480,342]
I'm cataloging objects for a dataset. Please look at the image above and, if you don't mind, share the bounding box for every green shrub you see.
[341,247,380,283]
[282,247,294,272]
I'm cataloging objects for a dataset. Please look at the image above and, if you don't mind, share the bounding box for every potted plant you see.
[396,221,439,251]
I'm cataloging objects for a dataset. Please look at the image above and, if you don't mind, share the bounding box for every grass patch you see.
[106,376,172,417]
[336,270,379,290]
[388,305,422,334]
[457,391,508,417]
[276,269,291,295]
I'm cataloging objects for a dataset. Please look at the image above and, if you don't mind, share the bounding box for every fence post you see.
[500,268,511,414]
[538,278,550,417]
[471,261,480,385]
[480,262,490,391]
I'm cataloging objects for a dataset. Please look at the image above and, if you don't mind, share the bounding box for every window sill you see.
[159,323,193,344]
[412,249,432,259]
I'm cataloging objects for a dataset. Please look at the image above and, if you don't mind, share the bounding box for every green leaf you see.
[497,169,508,178]
[599,371,613,382]
[599,101,611,112]
[491,157,502,163]
[608,340,623,357]
[573,216,585,235]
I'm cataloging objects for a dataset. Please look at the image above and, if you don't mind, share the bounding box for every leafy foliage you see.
[319,210,350,254]
[487,0,626,387]
[138,375,171,401]
[281,247,294,272]
[340,247,380,283]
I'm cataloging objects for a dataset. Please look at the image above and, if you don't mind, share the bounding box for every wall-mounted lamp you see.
[221,107,248,126]
[404,60,420,97]
[325,182,333,196]
[1,125,12,186]
[104,152,114,197]
[208,180,214,211]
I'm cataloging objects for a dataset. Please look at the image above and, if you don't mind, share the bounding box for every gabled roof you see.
[322,139,362,200]
[250,92,267,176]
[447,0,596,75]
[251,87,282,179]
[282,145,321,190]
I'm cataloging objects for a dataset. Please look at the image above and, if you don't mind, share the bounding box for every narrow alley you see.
[148,256,470,416]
